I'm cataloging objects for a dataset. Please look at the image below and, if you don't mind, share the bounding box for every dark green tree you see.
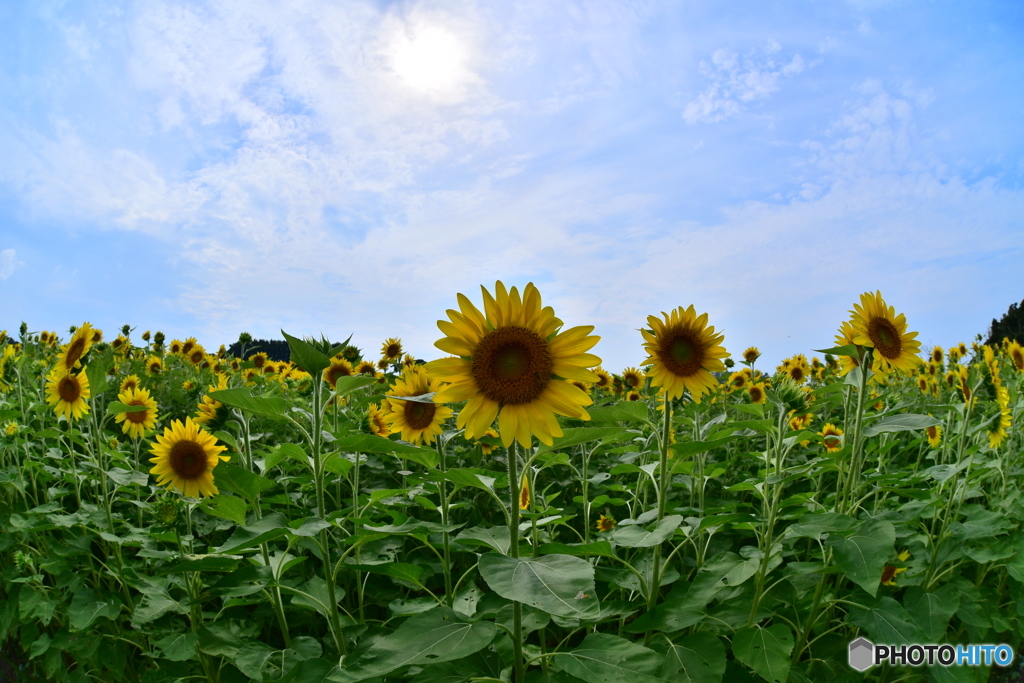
[986,298,1024,346]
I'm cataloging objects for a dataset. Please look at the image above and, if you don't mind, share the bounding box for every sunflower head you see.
[115,387,159,439]
[55,323,95,373]
[429,282,600,448]
[819,423,844,453]
[881,550,911,586]
[384,366,453,446]
[849,291,921,375]
[323,356,353,389]
[930,346,944,364]
[149,417,229,498]
[641,305,727,403]
[367,403,392,438]
[596,514,616,532]
[926,423,942,448]
[747,382,767,404]
[146,356,163,375]
[1008,340,1024,372]
[381,338,403,362]
[356,360,377,376]
[120,375,141,394]
[621,367,644,389]
[45,369,91,421]
[592,367,612,389]
[249,352,268,369]
[626,390,642,402]
[742,346,761,364]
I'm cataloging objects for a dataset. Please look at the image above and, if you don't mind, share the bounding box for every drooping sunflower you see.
[367,403,392,438]
[988,386,1012,449]
[384,366,453,446]
[323,356,353,389]
[1008,340,1024,372]
[194,374,230,429]
[120,375,141,394]
[46,369,92,421]
[621,367,644,389]
[381,338,403,362]
[429,282,600,448]
[881,550,911,586]
[641,305,727,403]
[146,356,163,375]
[115,387,159,439]
[849,291,921,375]
[55,323,95,373]
[819,423,844,453]
[149,417,229,498]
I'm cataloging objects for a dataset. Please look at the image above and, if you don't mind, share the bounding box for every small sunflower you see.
[930,346,943,364]
[849,291,921,375]
[596,514,616,532]
[356,360,377,376]
[55,323,95,373]
[728,371,748,391]
[149,417,229,498]
[323,356,353,389]
[187,345,206,366]
[146,356,163,375]
[641,305,727,403]
[141,331,151,342]
[168,339,184,355]
[384,366,454,446]
[819,423,844,453]
[250,352,269,369]
[110,335,130,354]
[367,403,392,438]
[784,355,810,384]
[1008,340,1024,372]
[45,369,91,421]
[429,282,600,448]
[381,338,403,362]
[626,390,642,402]
[114,387,159,439]
[120,375,141,394]
[621,367,644,389]
[377,358,391,370]
[402,353,417,369]
[477,428,499,456]
[747,383,767,404]
[926,423,942,448]
[592,367,612,390]
[742,346,761,364]
[881,550,911,586]
[570,379,591,394]
[194,374,230,429]
[917,376,929,394]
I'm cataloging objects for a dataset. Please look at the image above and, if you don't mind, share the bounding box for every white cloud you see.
[0,249,24,280]
[684,43,806,124]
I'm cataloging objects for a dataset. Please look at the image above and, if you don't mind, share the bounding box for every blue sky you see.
[2,0,1023,372]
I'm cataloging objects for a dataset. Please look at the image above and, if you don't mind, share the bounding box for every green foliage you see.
[986,297,1024,345]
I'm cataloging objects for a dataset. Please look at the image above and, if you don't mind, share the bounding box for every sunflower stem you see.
[646,396,673,621]
[436,437,454,608]
[507,439,525,683]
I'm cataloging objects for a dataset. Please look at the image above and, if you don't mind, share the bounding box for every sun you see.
[392,26,468,93]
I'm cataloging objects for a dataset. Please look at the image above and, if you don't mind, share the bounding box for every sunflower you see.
[621,367,644,389]
[943,369,957,388]
[988,386,1012,449]
[381,338,403,362]
[592,367,612,390]
[250,352,268,369]
[230,359,241,372]
[929,346,943,364]
[833,320,886,380]
[45,369,91,421]
[114,387,159,439]
[477,428,499,456]
[262,361,279,376]
[956,366,972,405]
[110,335,130,354]
[570,379,591,394]
[849,291,921,374]
[926,361,939,377]
[323,356,353,389]
[947,346,961,363]
[194,374,230,429]
[141,331,151,342]
[356,360,377,376]
[429,282,600,448]
[187,345,206,366]
[626,390,642,402]
[596,514,616,532]
[384,366,453,446]
[367,403,392,438]
[1008,340,1024,372]
[819,423,844,453]
[149,417,229,498]
[747,383,767,404]
[120,375,141,394]
[55,323,95,373]
[181,337,197,357]
[519,473,530,510]
[728,371,748,391]
[4,421,17,436]
[402,353,417,369]
[881,550,911,586]
[169,339,184,355]
[926,424,942,448]
[377,358,391,370]
[641,305,727,403]
[146,356,163,375]
[742,346,760,364]
[917,376,929,394]
[957,342,968,357]
[784,355,810,384]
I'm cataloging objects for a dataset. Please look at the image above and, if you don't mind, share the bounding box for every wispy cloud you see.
[0,249,24,280]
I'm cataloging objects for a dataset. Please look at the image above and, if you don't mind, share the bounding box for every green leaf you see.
[84,358,110,395]
[345,563,426,586]
[290,576,340,617]
[784,513,858,540]
[670,436,741,465]
[813,344,860,357]
[826,518,895,598]
[533,427,631,457]
[154,631,198,662]
[332,433,439,469]
[731,624,793,683]
[326,607,496,683]
[68,589,121,631]
[131,585,186,627]
[162,554,242,573]
[200,495,247,526]
[538,541,615,558]
[363,517,463,535]
[657,632,727,683]
[332,375,378,397]
[611,515,682,548]
[863,413,941,437]
[848,595,926,645]
[233,641,276,678]
[588,402,649,423]
[265,442,307,471]
[214,512,291,553]
[949,507,1013,540]
[624,599,704,634]
[212,462,275,502]
[208,388,290,420]
[681,551,744,608]
[291,517,332,537]
[553,633,668,683]
[282,330,332,376]
[903,585,960,641]
[105,401,150,415]
[457,526,510,554]
[479,554,600,620]
[443,468,499,494]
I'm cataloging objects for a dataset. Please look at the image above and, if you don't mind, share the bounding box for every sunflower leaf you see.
[213,513,291,554]
[199,494,248,526]
[209,388,290,421]
[282,329,332,376]
[813,344,861,357]
[331,433,438,468]
[213,462,276,502]
[863,413,941,437]
[386,392,437,403]
[479,554,600,620]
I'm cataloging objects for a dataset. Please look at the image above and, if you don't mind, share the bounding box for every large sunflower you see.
[115,387,159,439]
[149,417,229,498]
[55,323,95,373]
[384,366,453,445]
[45,369,91,421]
[429,282,600,448]
[641,305,727,402]
[849,291,921,375]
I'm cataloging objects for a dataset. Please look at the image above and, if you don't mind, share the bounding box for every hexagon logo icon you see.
[848,637,874,672]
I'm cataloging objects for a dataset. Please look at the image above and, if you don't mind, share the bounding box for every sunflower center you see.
[58,376,81,403]
[404,400,437,430]
[659,329,705,377]
[386,344,401,358]
[126,402,149,424]
[789,366,805,382]
[65,338,86,367]
[472,326,553,405]
[169,440,208,481]
[867,318,902,359]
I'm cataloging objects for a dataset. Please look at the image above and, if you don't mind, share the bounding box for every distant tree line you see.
[226,335,355,362]
[986,298,1024,346]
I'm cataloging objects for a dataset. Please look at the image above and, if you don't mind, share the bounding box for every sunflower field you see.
[1,284,1023,683]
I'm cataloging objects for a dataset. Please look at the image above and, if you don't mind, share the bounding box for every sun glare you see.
[392,26,466,93]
